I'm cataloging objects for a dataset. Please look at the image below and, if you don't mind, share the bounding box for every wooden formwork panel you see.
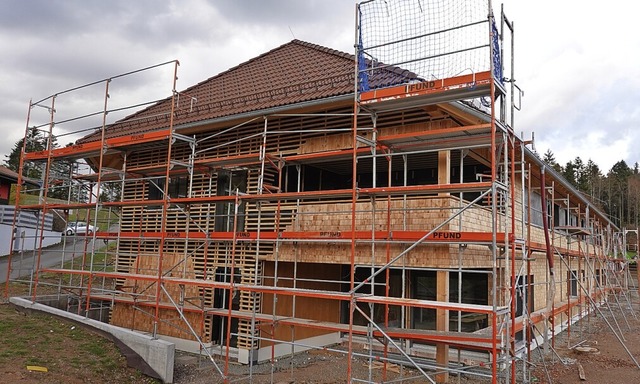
[275,197,458,267]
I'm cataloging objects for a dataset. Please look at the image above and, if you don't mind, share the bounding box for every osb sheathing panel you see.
[259,261,341,347]
[271,188,606,270]
[511,178,604,256]
[110,253,206,341]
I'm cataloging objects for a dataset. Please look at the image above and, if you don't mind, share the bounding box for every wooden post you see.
[436,150,450,383]
[438,150,450,195]
[436,270,449,383]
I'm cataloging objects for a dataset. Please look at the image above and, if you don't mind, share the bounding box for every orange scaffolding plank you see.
[358,295,503,315]
[73,294,499,351]
[107,129,172,148]
[196,182,491,202]
[19,201,98,211]
[360,71,493,110]
[24,182,492,211]
[90,294,205,314]
[206,308,498,351]
[211,230,504,244]
[358,182,492,196]
[528,241,597,259]
[25,141,103,161]
[94,230,505,244]
[24,129,172,161]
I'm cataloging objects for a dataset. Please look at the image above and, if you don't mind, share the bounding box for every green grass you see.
[68,208,120,232]
[0,303,159,383]
[82,341,108,357]
[40,247,116,282]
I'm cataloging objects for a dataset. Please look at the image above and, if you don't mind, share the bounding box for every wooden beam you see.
[467,148,491,168]
[438,150,450,197]
[438,102,485,125]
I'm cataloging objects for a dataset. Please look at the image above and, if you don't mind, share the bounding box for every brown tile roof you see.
[0,165,39,186]
[78,39,417,143]
[0,165,20,183]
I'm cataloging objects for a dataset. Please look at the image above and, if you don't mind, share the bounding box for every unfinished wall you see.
[260,262,342,346]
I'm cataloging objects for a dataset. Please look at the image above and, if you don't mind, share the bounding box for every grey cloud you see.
[1,0,638,172]
[0,1,137,35]
[0,1,217,49]
[208,0,354,47]
[211,0,346,25]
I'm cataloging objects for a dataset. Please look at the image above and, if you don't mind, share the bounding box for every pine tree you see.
[585,159,602,202]
[607,160,632,226]
[2,127,84,201]
[3,127,54,179]
[542,149,562,173]
[563,160,577,187]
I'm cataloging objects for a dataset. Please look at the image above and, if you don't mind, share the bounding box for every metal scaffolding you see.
[3,1,636,384]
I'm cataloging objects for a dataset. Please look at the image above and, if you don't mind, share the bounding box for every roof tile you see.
[79,40,417,143]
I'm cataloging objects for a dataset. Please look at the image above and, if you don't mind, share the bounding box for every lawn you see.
[0,301,158,384]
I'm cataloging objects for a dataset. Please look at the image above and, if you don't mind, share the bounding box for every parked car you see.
[65,221,96,236]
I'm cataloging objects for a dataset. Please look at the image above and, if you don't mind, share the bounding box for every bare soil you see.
[171,295,640,383]
[527,300,640,384]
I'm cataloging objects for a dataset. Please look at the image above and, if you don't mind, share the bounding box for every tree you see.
[542,149,562,173]
[584,159,603,201]
[610,160,632,181]
[99,181,122,205]
[572,157,590,192]
[3,127,55,180]
[629,175,640,227]
[606,160,633,226]
[3,127,84,201]
[563,160,577,187]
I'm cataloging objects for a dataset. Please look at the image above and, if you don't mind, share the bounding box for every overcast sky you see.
[0,0,637,172]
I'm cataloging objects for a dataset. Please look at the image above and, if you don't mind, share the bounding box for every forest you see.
[542,149,640,230]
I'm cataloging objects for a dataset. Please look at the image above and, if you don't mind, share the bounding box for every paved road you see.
[0,235,102,284]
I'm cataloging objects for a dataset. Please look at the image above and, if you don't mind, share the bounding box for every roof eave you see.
[450,101,617,230]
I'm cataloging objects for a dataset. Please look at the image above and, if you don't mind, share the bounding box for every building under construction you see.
[5,1,638,383]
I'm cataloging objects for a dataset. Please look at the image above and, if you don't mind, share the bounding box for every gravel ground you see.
[172,296,640,383]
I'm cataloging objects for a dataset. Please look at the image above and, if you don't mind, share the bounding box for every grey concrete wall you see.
[10,297,174,383]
